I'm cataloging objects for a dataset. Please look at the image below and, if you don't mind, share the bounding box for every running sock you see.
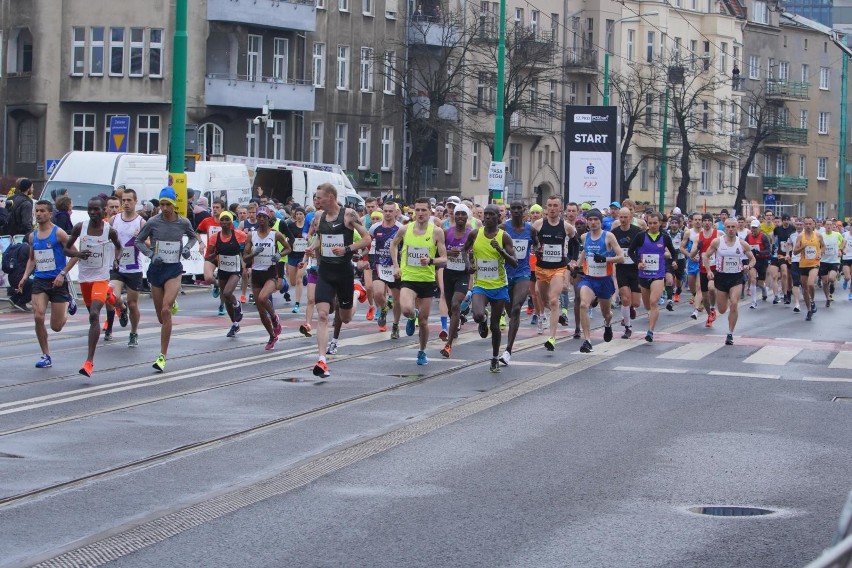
[621,305,630,324]
[319,355,327,364]
[750,283,757,299]
[440,316,448,331]
[106,310,115,331]
[665,285,673,299]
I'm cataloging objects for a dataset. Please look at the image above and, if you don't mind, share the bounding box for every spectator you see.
[2,239,32,310]
[52,194,74,233]
[193,196,211,229]
[5,178,34,237]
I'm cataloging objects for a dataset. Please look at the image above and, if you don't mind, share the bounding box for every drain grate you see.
[689,506,774,517]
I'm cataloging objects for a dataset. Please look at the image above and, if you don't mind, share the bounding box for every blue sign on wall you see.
[108,116,131,152]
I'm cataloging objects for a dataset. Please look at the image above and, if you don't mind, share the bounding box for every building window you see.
[383,51,395,94]
[586,83,592,105]
[470,141,480,179]
[17,118,37,163]
[508,143,522,181]
[700,159,709,193]
[605,19,614,54]
[337,45,349,90]
[702,101,709,129]
[818,112,830,134]
[246,120,258,158]
[272,120,285,160]
[360,47,374,91]
[530,80,538,111]
[776,154,786,176]
[334,123,348,168]
[129,28,144,77]
[89,27,104,75]
[109,27,124,76]
[247,34,262,81]
[549,80,557,109]
[381,126,393,170]
[137,115,160,154]
[817,157,827,180]
[444,132,453,174]
[645,93,655,127]
[748,55,759,79]
[799,109,808,129]
[310,121,323,162]
[72,113,96,151]
[817,201,826,218]
[317,0,325,9]
[385,0,397,18]
[753,0,768,23]
[363,0,373,16]
[149,28,163,77]
[717,160,725,193]
[720,42,727,74]
[198,122,224,159]
[273,38,289,82]
[799,155,806,177]
[820,66,830,89]
[778,61,789,82]
[703,41,710,71]
[801,64,809,83]
[728,160,736,191]
[340,0,349,11]
[646,31,654,63]
[627,29,635,62]
[358,125,370,170]
[313,43,325,87]
[72,27,85,76]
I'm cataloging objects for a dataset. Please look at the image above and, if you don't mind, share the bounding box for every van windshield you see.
[42,181,114,210]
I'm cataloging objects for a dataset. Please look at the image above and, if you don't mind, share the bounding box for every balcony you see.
[762,175,808,193]
[515,31,556,65]
[408,16,461,47]
[410,96,459,121]
[510,108,554,133]
[208,0,316,32]
[764,126,808,147]
[205,74,315,111]
[564,49,597,74]
[766,79,810,101]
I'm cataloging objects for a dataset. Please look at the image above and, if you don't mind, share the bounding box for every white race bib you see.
[79,240,104,268]
[512,239,528,260]
[476,259,499,280]
[34,248,56,272]
[321,234,345,257]
[641,254,660,273]
[723,256,742,273]
[406,246,429,267]
[446,254,466,271]
[378,264,395,283]
[292,238,308,253]
[208,226,222,239]
[155,240,181,263]
[542,243,562,262]
[825,240,838,257]
[219,254,241,272]
[804,246,817,260]
[118,247,134,268]
[586,260,608,277]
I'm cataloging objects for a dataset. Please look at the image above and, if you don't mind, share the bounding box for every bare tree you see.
[730,82,777,211]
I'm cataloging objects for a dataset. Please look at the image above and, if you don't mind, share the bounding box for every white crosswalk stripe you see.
[743,346,802,366]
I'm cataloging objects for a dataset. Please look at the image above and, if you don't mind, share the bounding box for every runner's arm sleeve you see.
[626,233,643,263]
[135,218,154,257]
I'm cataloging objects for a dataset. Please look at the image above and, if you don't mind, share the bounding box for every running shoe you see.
[573,328,581,339]
[354,281,368,303]
[391,323,400,339]
[530,314,539,325]
[673,293,680,303]
[265,336,279,351]
[793,306,801,313]
[103,319,109,331]
[68,289,78,315]
[128,332,138,348]
[218,304,226,316]
[240,294,247,303]
[772,296,780,305]
[313,360,331,378]
[558,312,569,326]
[544,336,556,351]
[211,284,220,298]
[579,340,593,353]
[811,302,817,313]
[826,299,831,308]
[440,344,452,358]
[326,338,338,355]
[666,300,674,312]
[645,331,654,343]
[35,354,52,368]
[805,310,813,321]
[725,333,734,346]
[490,358,500,373]
[526,305,534,315]
[272,315,282,337]
[705,317,713,328]
[848,292,852,301]
[152,354,166,372]
[171,301,179,315]
[690,310,699,319]
[478,320,489,338]
[299,323,313,337]
[658,296,665,306]
[708,308,717,323]
[439,329,449,341]
[103,329,113,342]
[366,305,376,321]
[499,313,507,330]
[536,316,544,335]
[248,293,255,305]
[406,313,417,336]
[603,325,613,342]
[79,360,93,378]
[234,302,244,322]
[119,302,129,327]
[762,288,768,301]
[227,324,240,338]
[749,303,757,310]
[622,327,632,339]
[378,307,388,329]
[630,306,637,320]
[499,350,511,366]
[387,295,394,309]
[416,350,428,365]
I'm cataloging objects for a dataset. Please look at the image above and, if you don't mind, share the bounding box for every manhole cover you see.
[689,506,774,517]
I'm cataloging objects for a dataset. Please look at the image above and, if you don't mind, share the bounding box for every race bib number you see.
[779,241,788,253]
[446,254,466,271]
[321,234,344,257]
[118,247,135,268]
[825,240,838,257]
[378,264,395,283]
[79,240,104,268]
[156,240,181,263]
[406,246,429,267]
[542,243,562,262]
[292,238,308,253]
[254,243,274,266]
[34,248,56,272]
[804,246,817,260]
[512,239,528,260]
[845,240,852,257]
[219,254,241,272]
[641,254,660,273]
[208,226,222,239]
[477,259,499,280]
[586,260,608,277]
[723,255,742,273]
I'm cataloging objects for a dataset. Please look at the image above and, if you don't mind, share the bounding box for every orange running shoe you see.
[313,359,330,378]
[79,360,94,377]
[366,305,376,320]
[354,281,368,303]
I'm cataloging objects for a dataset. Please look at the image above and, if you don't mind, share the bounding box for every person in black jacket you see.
[2,240,32,309]
[6,178,34,237]
[52,194,74,234]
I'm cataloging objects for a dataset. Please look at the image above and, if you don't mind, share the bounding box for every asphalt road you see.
[1,285,850,568]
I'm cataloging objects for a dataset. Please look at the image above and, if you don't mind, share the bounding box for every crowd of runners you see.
[12,185,852,379]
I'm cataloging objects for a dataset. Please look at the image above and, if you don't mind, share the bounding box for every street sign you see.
[488,161,506,202]
[45,159,60,177]
[108,115,131,152]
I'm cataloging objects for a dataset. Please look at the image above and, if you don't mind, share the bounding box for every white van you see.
[187,162,252,209]
[252,165,365,209]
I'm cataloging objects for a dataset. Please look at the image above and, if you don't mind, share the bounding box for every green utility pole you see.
[658,86,670,211]
[490,0,506,203]
[839,39,848,221]
[169,0,188,216]
[603,52,610,106]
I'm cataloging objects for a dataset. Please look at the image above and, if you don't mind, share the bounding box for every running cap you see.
[158,187,177,205]
[750,219,760,228]
[446,196,461,205]
[529,204,543,213]
[256,206,273,218]
[454,204,471,217]
[585,208,603,220]
[219,210,235,221]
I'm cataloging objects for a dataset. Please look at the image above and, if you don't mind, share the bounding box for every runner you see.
[772,214,796,304]
[575,208,623,353]
[285,207,307,314]
[63,198,122,377]
[108,188,146,347]
[527,203,545,323]
[745,219,772,310]
[702,218,756,345]
[18,200,81,369]
[627,212,678,342]
[611,207,642,338]
[498,200,536,365]
[439,204,472,358]
[308,184,372,377]
[786,219,804,312]
[531,194,577,351]
[792,216,825,321]
[665,214,685,307]
[390,198,447,366]
[819,219,844,308]
[680,212,703,318]
[243,206,291,350]
[688,213,718,327]
[197,199,225,315]
[204,211,247,337]
[134,187,198,372]
[360,198,379,321]
[463,204,517,372]
[370,202,403,337]
[842,222,852,299]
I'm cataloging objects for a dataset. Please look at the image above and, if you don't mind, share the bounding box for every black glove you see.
[593,253,607,264]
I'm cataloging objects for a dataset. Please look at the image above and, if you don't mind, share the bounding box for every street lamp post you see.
[602,12,659,106]
[168,0,188,216]
[491,0,507,203]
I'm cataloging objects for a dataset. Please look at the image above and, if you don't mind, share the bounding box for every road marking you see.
[803,376,852,383]
[708,371,781,379]
[657,343,724,361]
[743,346,801,366]
[504,361,560,367]
[613,366,689,374]
[829,351,852,370]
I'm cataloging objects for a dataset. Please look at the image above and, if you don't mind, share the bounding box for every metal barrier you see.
[804,491,852,568]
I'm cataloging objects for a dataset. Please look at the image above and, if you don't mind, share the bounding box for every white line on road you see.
[829,351,852,370]
[657,343,724,361]
[708,371,781,379]
[612,366,689,374]
[743,346,802,366]
[802,376,852,383]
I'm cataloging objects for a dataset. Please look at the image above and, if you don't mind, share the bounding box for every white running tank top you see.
[715,237,745,274]
[77,220,114,283]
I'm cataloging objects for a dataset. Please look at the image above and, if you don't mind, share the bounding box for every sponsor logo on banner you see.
[574,114,592,123]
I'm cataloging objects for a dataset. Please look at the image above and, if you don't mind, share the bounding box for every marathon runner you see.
[107,188,146,347]
[745,219,772,310]
[792,216,825,321]
[197,199,225,315]
[627,212,678,342]
[689,213,718,327]
[204,211,247,337]
[286,207,307,314]
[371,202,403,337]
[439,203,472,359]
[842,222,852,299]
[786,218,804,313]
[611,207,641,338]
[772,214,796,304]
[819,220,844,308]
[499,200,536,365]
